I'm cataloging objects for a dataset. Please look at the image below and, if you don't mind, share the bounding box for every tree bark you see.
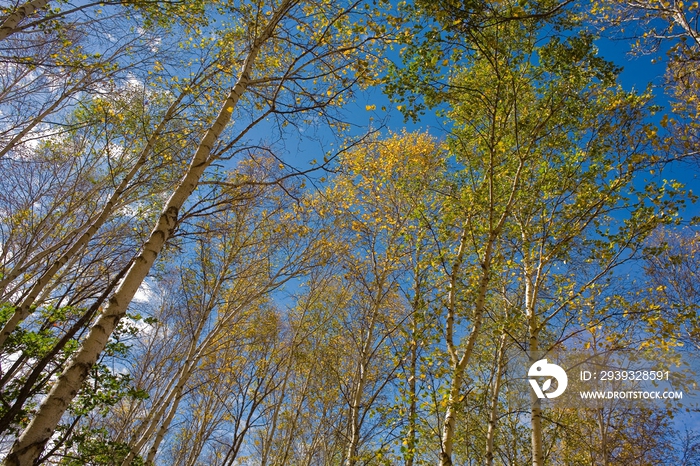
[0,0,50,41]
[484,333,506,466]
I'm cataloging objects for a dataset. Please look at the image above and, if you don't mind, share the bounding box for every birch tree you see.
[443,29,684,466]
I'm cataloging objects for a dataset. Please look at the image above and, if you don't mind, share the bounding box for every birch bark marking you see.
[3,1,295,463]
[0,0,50,41]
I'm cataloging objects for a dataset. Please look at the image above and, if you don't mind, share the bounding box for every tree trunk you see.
[144,386,184,465]
[344,321,374,466]
[405,326,417,466]
[597,408,610,466]
[439,231,494,466]
[404,246,424,466]
[530,385,544,466]
[439,370,462,466]
[0,0,50,41]
[484,333,506,466]
[524,258,544,466]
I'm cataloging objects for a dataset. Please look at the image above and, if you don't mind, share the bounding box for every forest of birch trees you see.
[0,0,699,464]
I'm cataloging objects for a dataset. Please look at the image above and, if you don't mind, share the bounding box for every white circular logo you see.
[528,359,568,399]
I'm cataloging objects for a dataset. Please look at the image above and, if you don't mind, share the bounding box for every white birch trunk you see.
[524,254,544,466]
[0,0,50,41]
[143,384,184,465]
[344,309,376,466]
[439,236,493,466]
[405,316,418,466]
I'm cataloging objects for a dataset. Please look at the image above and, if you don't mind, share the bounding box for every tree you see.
[590,0,700,162]
[0,72,209,441]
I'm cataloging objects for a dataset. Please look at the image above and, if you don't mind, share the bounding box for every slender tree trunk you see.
[0,0,50,41]
[524,257,544,466]
[530,383,544,466]
[485,333,506,466]
[344,320,374,466]
[144,385,184,465]
[404,246,424,466]
[439,226,468,466]
[0,73,92,159]
[405,321,417,466]
[529,327,543,466]
[1,1,295,459]
[439,232,494,466]
[597,408,609,466]
[439,370,462,466]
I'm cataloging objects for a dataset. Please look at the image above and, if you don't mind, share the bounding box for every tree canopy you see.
[0,0,698,465]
